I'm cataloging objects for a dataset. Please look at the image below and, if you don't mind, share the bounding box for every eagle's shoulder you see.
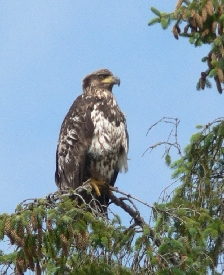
[57,93,97,151]
[63,94,93,120]
[59,95,95,134]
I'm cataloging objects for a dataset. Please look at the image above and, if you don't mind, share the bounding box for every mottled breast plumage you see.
[87,90,128,183]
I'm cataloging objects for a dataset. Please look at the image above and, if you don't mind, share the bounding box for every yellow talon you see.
[84,178,105,196]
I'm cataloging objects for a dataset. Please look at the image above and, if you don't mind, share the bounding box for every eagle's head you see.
[82,69,120,95]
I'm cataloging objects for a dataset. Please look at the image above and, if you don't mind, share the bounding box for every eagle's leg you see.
[84,178,105,197]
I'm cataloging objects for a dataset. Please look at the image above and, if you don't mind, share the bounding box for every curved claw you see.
[84,178,105,197]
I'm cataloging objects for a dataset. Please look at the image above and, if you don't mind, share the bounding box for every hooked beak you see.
[112,75,120,86]
[101,75,120,86]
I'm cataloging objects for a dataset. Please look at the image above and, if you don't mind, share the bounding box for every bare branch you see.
[110,186,154,209]
[143,117,182,157]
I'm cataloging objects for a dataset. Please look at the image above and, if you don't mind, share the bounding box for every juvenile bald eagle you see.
[55,69,128,211]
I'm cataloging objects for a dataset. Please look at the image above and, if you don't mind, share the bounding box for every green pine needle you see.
[151,7,161,17]
[148,17,160,26]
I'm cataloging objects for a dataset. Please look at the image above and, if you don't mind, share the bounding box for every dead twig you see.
[143,117,182,157]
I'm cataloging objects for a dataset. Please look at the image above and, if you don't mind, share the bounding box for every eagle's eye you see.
[98,74,106,80]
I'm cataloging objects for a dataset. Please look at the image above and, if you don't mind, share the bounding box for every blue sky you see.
[0,1,223,226]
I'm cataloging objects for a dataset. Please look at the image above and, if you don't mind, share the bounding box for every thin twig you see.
[110,187,154,209]
[143,117,182,157]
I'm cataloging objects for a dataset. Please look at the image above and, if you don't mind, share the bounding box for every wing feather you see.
[55,95,94,189]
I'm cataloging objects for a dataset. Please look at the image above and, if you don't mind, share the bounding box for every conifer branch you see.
[109,191,161,247]
[149,1,224,94]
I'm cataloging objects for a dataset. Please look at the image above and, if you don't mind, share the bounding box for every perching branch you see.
[109,191,161,247]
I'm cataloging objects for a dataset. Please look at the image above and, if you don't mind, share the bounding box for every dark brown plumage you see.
[55,69,128,211]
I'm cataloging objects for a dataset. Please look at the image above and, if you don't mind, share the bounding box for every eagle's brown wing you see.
[55,95,94,190]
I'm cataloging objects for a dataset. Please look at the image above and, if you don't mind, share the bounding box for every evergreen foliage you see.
[1,118,224,274]
[149,0,224,94]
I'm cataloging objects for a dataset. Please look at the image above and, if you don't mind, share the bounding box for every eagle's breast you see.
[87,91,128,183]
